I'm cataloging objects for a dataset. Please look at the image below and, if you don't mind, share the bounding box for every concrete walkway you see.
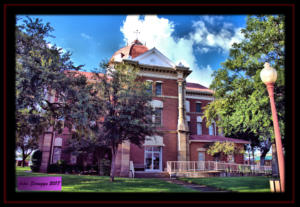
[159,178,230,192]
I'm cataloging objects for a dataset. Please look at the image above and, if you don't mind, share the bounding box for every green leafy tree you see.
[15,16,85,166]
[203,15,284,172]
[90,62,158,182]
[207,141,245,161]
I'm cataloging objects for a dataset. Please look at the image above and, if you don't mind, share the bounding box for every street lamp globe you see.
[260,62,277,84]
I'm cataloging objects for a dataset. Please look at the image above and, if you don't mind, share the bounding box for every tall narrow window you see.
[52,147,61,164]
[155,82,162,96]
[185,100,190,112]
[146,80,153,94]
[52,137,62,164]
[197,123,202,135]
[196,102,202,112]
[197,116,202,135]
[154,108,162,126]
[209,123,215,135]
[186,115,191,131]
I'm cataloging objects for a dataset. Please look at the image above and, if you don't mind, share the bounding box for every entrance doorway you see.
[144,146,162,171]
[198,151,206,170]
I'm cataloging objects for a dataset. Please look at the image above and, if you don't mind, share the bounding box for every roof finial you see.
[134,29,140,40]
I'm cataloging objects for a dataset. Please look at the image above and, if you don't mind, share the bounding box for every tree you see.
[87,62,158,182]
[15,16,85,166]
[203,15,285,171]
[207,141,245,162]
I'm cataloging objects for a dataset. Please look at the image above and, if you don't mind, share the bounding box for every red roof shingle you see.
[186,82,214,94]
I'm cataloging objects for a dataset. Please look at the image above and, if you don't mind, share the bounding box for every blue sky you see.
[17,15,247,87]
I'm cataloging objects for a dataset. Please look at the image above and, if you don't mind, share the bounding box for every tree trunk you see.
[110,148,117,182]
[272,143,279,177]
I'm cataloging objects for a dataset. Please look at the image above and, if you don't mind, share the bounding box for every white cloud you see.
[186,65,214,88]
[120,15,243,87]
[80,33,92,40]
[191,20,244,54]
[196,47,210,54]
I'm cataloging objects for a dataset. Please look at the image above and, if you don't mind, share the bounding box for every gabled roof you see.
[190,135,250,144]
[132,47,176,68]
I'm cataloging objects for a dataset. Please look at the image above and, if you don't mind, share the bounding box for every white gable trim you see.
[133,47,176,68]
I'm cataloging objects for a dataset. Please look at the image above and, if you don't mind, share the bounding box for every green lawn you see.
[16,167,197,192]
[179,176,271,192]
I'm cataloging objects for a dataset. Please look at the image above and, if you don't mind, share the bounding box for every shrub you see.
[30,150,42,172]
[47,163,60,173]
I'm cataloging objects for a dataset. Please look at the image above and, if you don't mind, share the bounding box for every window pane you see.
[196,103,202,112]
[146,82,152,94]
[197,122,202,135]
[52,147,61,164]
[156,82,162,95]
[152,146,160,152]
[209,125,214,135]
[155,108,162,126]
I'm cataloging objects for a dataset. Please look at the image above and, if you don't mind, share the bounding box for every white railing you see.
[166,161,272,177]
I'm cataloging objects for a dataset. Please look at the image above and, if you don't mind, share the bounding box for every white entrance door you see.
[145,146,162,171]
[198,152,205,170]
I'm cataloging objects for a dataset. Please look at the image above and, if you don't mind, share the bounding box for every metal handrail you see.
[166,161,272,175]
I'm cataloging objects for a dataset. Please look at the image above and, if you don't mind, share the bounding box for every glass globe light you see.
[260,62,277,84]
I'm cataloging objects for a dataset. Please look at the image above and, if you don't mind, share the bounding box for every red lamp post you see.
[260,62,285,192]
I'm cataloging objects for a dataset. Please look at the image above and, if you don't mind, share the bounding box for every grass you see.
[179,176,271,192]
[16,167,197,192]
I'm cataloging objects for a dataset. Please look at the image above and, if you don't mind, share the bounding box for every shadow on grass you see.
[16,168,197,192]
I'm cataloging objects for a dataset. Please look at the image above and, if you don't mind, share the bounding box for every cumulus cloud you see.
[120,15,243,87]
[190,20,244,53]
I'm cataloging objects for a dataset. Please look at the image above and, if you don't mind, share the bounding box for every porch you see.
[166,161,272,178]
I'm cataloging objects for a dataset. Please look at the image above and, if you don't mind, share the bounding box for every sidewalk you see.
[159,178,230,192]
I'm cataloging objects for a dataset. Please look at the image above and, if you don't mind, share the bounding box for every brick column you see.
[40,132,53,172]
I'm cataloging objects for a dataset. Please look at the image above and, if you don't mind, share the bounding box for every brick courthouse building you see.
[38,40,249,176]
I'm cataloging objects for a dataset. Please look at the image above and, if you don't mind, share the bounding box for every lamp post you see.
[260,62,285,192]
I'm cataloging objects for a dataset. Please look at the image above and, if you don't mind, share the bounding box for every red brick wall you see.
[130,143,144,166]
[139,77,178,97]
[186,99,215,136]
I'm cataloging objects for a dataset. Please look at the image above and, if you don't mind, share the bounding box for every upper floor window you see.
[185,100,190,112]
[154,108,163,126]
[146,80,153,94]
[197,116,202,135]
[196,102,202,113]
[155,82,162,96]
[209,123,215,135]
[186,115,191,131]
